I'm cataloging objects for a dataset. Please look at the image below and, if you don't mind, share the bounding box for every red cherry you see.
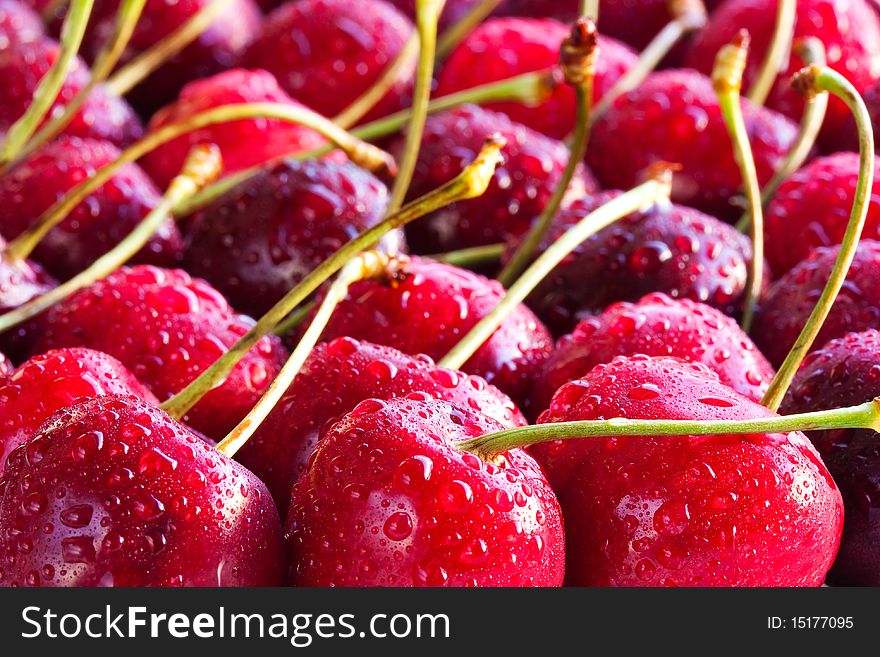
[534,355,843,586]
[286,395,565,586]
[21,265,288,440]
[0,136,184,280]
[0,353,11,376]
[0,348,157,474]
[752,240,880,367]
[532,293,774,416]
[503,191,758,335]
[782,329,880,585]
[237,337,526,510]
[140,68,328,189]
[184,159,404,317]
[400,105,597,253]
[686,0,880,148]
[309,256,554,409]
[243,0,415,124]
[0,234,56,356]
[436,17,637,139]
[588,69,798,221]
[0,394,285,586]
[0,37,143,148]
[0,0,43,48]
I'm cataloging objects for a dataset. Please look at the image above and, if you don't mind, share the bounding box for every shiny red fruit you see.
[237,337,526,510]
[535,355,843,586]
[286,396,565,586]
[0,394,285,587]
[0,0,43,47]
[532,293,774,416]
[21,265,288,440]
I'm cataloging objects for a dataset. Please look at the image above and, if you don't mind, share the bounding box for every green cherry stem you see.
[735,37,828,233]
[761,65,876,412]
[439,166,673,370]
[159,135,505,421]
[2,102,395,264]
[20,0,148,159]
[106,0,235,96]
[0,0,94,170]
[429,242,504,268]
[713,31,764,333]
[746,0,796,106]
[458,398,880,461]
[580,0,599,20]
[498,18,599,287]
[272,299,317,337]
[591,0,707,122]
[216,251,407,458]
[387,0,445,213]
[437,0,504,59]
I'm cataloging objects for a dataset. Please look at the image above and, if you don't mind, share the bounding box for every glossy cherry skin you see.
[0,394,285,587]
[588,69,798,221]
[0,235,57,358]
[532,293,774,416]
[244,0,415,124]
[752,240,880,368]
[310,256,555,410]
[140,69,328,189]
[0,0,43,47]
[184,159,403,317]
[782,329,880,586]
[237,337,526,511]
[21,266,288,440]
[0,136,184,280]
[534,355,843,586]
[0,348,157,474]
[503,192,757,335]
[286,396,565,586]
[400,105,597,253]
[436,17,637,139]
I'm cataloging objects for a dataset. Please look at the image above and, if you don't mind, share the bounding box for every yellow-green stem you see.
[747,0,796,106]
[430,242,504,268]
[580,0,598,20]
[437,0,504,59]
[272,299,317,337]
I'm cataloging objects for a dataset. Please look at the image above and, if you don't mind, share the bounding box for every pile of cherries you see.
[1,0,880,588]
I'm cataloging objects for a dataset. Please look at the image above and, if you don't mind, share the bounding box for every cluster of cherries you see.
[0,0,880,588]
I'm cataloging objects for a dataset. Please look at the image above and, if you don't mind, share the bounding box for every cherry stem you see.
[498,18,599,287]
[106,0,235,96]
[334,33,419,129]
[761,65,876,412]
[439,166,673,370]
[216,251,407,458]
[437,0,504,59]
[0,145,221,335]
[387,0,445,214]
[713,31,764,333]
[458,398,880,461]
[158,136,505,421]
[736,37,828,233]
[747,0,796,106]
[174,70,557,217]
[580,0,599,20]
[20,0,148,160]
[272,299,317,337]
[591,0,707,122]
[0,0,94,170]
[429,242,504,268]
[2,102,395,264]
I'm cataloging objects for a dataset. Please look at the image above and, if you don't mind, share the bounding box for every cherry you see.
[19,265,288,440]
[503,191,758,335]
[0,348,157,474]
[0,394,285,586]
[139,68,329,190]
[0,36,143,149]
[0,0,43,48]
[0,136,184,280]
[0,352,11,376]
[782,329,880,586]
[532,293,773,416]
[400,105,597,253]
[752,240,880,368]
[0,235,55,317]
[435,17,637,139]
[183,159,404,318]
[309,256,554,409]
[243,0,415,124]
[533,355,843,586]
[237,337,526,510]
[587,69,798,221]
[286,395,565,586]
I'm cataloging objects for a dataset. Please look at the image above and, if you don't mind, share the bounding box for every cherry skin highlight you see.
[0,0,43,48]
